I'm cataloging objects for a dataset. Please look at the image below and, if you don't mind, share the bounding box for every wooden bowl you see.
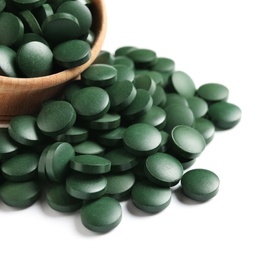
[0,0,107,124]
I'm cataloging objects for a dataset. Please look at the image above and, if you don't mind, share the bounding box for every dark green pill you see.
[187,96,208,118]
[208,101,242,129]
[113,56,134,69]
[97,126,126,147]
[1,152,39,182]
[0,0,6,12]
[53,39,91,68]
[169,71,196,98]
[106,80,137,112]
[80,196,122,233]
[133,74,156,95]
[70,155,111,174]
[121,89,153,120]
[151,84,167,106]
[71,87,110,121]
[81,64,117,87]
[114,46,137,56]
[164,93,189,108]
[145,152,183,187]
[73,140,105,156]
[88,113,121,130]
[93,50,113,65]
[37,100,76,136]
[127,48,157,68]
[149,57,175,73]
[171,125,206,159]
[193,118,215,144]
[181,168,220,202]
[0,12,24,47]
[197,83,229,103]
[0,180,40,208]
[8,115,45,146]
[159,130,169,153]
[66,172,107,200]
[46,183,83,212]
[46,142,75,182]
[12,0,46,10]
[0,128,19,160]
[38,144,51,181]
[104,148,139,172]
[16,41,53,77]
[33,3,54,25]
[55,125,88,144]
[123,123,162,157]
[0,45,18,77]
[18,10,42,35]
[63,80,83,103]
[19,33,48,46]
[131,180,172,213]
[113,64,135,82]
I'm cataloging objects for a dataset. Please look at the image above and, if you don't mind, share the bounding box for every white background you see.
[1,0,267,259]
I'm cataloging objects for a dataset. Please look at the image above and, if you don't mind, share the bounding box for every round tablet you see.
[37,144,51,181]
[0,12,24,47]
[53,39,91,68]
[145,152,183,187]
[187,96,208,118]
[63,80,83,102]
[151,84,167,106]
[164,93,188,108]
[0,45,18,77]
[105,171,135,200]
[114,46,137,56]
[33,3,54,25]
[71,87,110,121]
[171,125,206,159]
[57,0,92,35]
[0,180,41,208]
[97,126,126,147]
[37,100,76,136]
[113,64,135,82]
[193,117,215,144]
[113,56,134,69]
[1,152,39,182]
[106,80,137,112]
[0,128,19,160]
[70,155,111,174]
[131,180,172,213]
[73,140,105,156]
[197,83,229,103]
[66,172,107,200]
[81,64,117,87]
[19,32,48,46]
[45,142,75,182]
[104,148,139,172]
[16,41,53,77]
[46,183,83,213]
[149,57,175,73]
[12,0,46,10]
[159,130,169,153]
[164,104,195,134]
[169,71,196,98]
[88,113,121,130]
[42,13,81,46]
[0,0,6,12]
[55,125,88,144]
[127,48,157,68]
[208,101,242,129]
[18,10,42,35]
[81,196,122,233]
[181,168,220,201]
[134,74,156,95]
[123,123,162,157]
[8,115,45,146]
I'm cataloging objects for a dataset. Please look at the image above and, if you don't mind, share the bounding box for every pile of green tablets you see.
[0,45,242,233]
[0,0,93,77]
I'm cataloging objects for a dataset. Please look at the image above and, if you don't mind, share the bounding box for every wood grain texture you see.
[0,0,107,123]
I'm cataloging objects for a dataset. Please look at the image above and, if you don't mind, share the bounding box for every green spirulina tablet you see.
[12,0,46,10]
[0,45,17,77]
[145,152,183,187]
[0,0,6,12]
[45,142,75,182]
[114,46,137,56]
[171,125,206,159]
[105,171,135,200]
[55,125,88,144]
[106,80,137,112]
[93,50,113,65]
[164,93,189,108]
[97,126,126,147]
[1,152,39,182]
[121,89,153,119]
[0,128,19,160]
[81,196,122,233]
[208,101,242,129]
[37,144,51,181]
[136,105,166,130]
[0,12,24,47]
[193,117,215,144]
[152,84,167,106]
[104,147,139,172]
[71,87,110,121]
[37,100,76,136]
[33,3,54,25]
[88,113,121,130]
[63,80,83,102]
[8,115,45,146]
[81,64,117,87]
[127,48,157,68]
[113,64,135,82]
[149,57,175,73]
[181,168,220,202]
[133,74,156,95]
[123,123,162,157]
[53,39,91,68]
[56,0,92,36]
[187,96,208,118]
[18,10,42,35]
[66,172,107,200]
[113,56,134,69]
[197,83,229,103]
[70,155,111,174]
[46,183,83,213]
[168,71,196,98]
[73,140,105,156]
[0,180,41,208]
[131,180,172,213]
[164,104,195,134]
[42,13,81,46]
[16,41,53,77]
[19,33,48,46]
[159,131,169,153]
